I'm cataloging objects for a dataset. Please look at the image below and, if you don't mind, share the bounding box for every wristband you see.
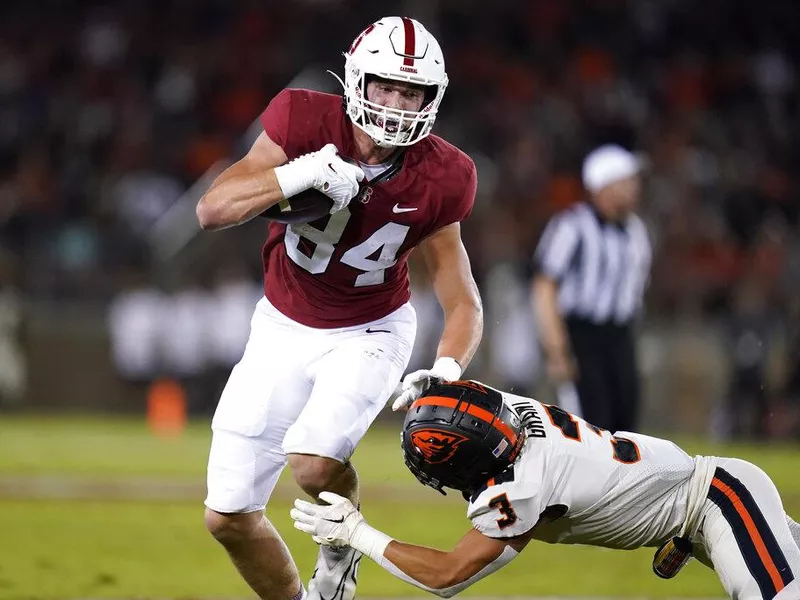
[431,356,462,382]
[349,521,393,563]
[273,156,315,199]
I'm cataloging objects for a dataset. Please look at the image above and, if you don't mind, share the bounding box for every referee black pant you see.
[566,317,639,433]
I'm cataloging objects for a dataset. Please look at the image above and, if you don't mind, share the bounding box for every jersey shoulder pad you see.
[467,470,540,539]
[260,88,343,159]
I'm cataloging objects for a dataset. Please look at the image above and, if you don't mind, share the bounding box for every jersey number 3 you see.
[488,493,518,529]
[284,208,411,287]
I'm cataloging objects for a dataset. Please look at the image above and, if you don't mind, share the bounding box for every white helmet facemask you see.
[337,17,448,148]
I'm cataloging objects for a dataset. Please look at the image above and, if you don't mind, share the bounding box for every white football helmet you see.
[341,16,448,147]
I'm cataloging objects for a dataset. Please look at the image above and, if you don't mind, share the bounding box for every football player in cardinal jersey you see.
[291,381,800,599]
[195,17,482,600]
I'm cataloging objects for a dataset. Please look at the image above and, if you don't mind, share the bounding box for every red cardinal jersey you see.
[259,89,476,328]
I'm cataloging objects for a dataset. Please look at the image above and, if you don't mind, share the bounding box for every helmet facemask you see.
[343,61,446,147]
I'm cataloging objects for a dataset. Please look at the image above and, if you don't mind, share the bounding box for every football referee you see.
[532,144,652,432]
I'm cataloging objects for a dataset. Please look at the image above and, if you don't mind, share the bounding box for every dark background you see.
[1,0,799,440]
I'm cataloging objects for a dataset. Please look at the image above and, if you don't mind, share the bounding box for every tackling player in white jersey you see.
[291,380,800,599]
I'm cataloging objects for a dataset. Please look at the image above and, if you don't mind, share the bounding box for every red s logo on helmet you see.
[349,23,376,53]
[410,429,469,464]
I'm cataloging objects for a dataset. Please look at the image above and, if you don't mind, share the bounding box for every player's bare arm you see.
[196,132,363,231]
[420,222,483,369]
[196,132,289,231]
[392,222,483,411]
[291,492,527,597]
[381,526,529,593]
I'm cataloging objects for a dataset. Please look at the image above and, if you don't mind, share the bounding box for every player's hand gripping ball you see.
[262,145,364,224]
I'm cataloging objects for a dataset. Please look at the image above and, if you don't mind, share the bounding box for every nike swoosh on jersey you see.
[366,327,391,334]
[392,204,418,213]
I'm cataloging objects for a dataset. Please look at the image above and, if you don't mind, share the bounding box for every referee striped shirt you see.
[534,201,652,325]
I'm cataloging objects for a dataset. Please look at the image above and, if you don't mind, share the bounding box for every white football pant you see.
[695,458,800,599]
[205,296,416,513]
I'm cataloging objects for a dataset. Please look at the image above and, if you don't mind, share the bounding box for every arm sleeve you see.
[377,545,519,598]
[533,213,579,282]
[348,518,520,598]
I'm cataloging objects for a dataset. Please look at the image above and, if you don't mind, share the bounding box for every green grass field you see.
[1,416,799,599]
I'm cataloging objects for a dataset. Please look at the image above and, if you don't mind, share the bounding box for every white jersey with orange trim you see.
[467,393,696,550]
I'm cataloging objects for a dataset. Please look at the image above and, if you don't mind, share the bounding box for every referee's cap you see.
[582,144,646,194]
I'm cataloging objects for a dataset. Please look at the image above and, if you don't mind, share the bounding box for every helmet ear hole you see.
[423,85,438,107]
[362,74,377,100]
[458,413,489,437]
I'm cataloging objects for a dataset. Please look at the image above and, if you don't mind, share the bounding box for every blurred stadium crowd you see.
[1,0,799,438]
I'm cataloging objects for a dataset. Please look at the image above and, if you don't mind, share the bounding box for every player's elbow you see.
[466,289,483,316]
[426,579,460,598]
[196,197,225,231]
[472,295,484,325]
[449,288,483,323]
[421,577,455,597]
[431,578,462,598]
[463,293,484,337]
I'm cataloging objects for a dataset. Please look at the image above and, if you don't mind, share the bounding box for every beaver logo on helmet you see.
[410,429,468,464]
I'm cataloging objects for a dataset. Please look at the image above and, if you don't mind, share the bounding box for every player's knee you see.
[204,508,261,545]
[288,454,344,497]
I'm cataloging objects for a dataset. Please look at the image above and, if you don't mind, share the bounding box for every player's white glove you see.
[314,144,365,213]
[291,492,364,547]
[273,143,364,213]
[391,357,462,412]
[291,492,393,562]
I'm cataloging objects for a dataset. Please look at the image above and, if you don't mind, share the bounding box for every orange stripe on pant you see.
[710,477,785,593]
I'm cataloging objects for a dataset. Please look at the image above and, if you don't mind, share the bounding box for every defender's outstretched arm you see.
[291,492,527,598]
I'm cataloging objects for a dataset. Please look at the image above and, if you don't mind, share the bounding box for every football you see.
[259,189,334,224]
